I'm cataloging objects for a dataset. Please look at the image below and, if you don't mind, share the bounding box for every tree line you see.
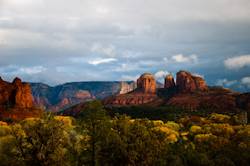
[0,101,249,166]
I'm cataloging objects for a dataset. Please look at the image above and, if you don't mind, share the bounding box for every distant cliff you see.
[30,81,139,112]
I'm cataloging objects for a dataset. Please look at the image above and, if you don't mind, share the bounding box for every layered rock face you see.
[0,77,33,108]
[103,93,158,106]
[0,77,42,121]
[165,87,250,113]
[50,90,94,112]
[105,71,210,106]
[31,81,129,111]
[164,74,175,89]
[176,71,208,93]
[137,73,156,93]
[119,81,137,94]
[64,70,250,114]
[104,73,157,106]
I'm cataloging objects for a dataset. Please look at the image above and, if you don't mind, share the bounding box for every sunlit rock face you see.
[137,73,156,94]
[104,73,158,106]
[164,74,175,89]
[119,81,137,94]
[0,77,42,121]
[0,77,33,108]
[176,71,208,93]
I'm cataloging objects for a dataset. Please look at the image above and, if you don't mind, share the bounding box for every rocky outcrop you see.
[30,80,163,110]
[164,87,250,113]
[176,71,208,93]
[31,81,131,111]
[0,77,33,108]
[104,93,158,105]
[104,73,158,106]
[50,90,94,112]
[166,90,238,112]
[119,81,137,94]
[137,73,156,94]
[104,71,209,106]
[193,77,208,91]
[13,78,34,108]
[0,77,42,121]
[61,70,250,114]
[164,74,175,89]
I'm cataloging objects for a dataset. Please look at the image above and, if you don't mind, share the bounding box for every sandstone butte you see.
[164,74,175,89]
[104,70,250,113]
[104,71,209,106]
[104,73,158,105]
[0,77,42,121]
[176,71,208,92]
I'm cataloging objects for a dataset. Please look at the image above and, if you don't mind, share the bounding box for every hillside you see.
[63,71,250,117]
[30,81,136,111]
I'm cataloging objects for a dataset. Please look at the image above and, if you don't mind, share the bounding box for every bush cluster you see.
[0,101,249,166]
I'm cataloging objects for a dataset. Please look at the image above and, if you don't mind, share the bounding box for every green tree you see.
[78,100,111,166]
[98,116,167,166]
[10,113,72,166]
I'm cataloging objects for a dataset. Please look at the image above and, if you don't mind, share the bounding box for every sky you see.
[0,0,250,91]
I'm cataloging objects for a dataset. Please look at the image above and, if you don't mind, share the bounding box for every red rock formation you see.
[75,90,93,99]
[0,77,11,105]
[194,77,208,91]
[104,73,158,106]
[137,73,156,94]
[0,77,42,121]
[13,78,34,108]
[104,71,209,106]
[164,74,175,89]
[64,71,249,113]
[176,71,208,93]
[49,90,94,112]
[0,77,33,108]
[103,93,158,106]
[166,89,239,112]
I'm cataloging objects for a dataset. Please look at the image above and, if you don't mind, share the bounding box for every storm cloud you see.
[0,0,250,91]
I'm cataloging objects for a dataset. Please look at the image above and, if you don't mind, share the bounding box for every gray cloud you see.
[241,77,250,88]
[0,0,250,92]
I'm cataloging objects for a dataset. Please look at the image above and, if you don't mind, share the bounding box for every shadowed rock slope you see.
[31,81,138,111]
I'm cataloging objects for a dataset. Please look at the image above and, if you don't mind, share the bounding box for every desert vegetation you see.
[0,101,249,166]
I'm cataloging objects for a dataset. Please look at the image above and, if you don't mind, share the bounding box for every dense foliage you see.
[107,105,248,122]
[0,101,249,166]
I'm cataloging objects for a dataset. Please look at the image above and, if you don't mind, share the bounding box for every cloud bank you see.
[224,55,250,70]
[0,0,250,92]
